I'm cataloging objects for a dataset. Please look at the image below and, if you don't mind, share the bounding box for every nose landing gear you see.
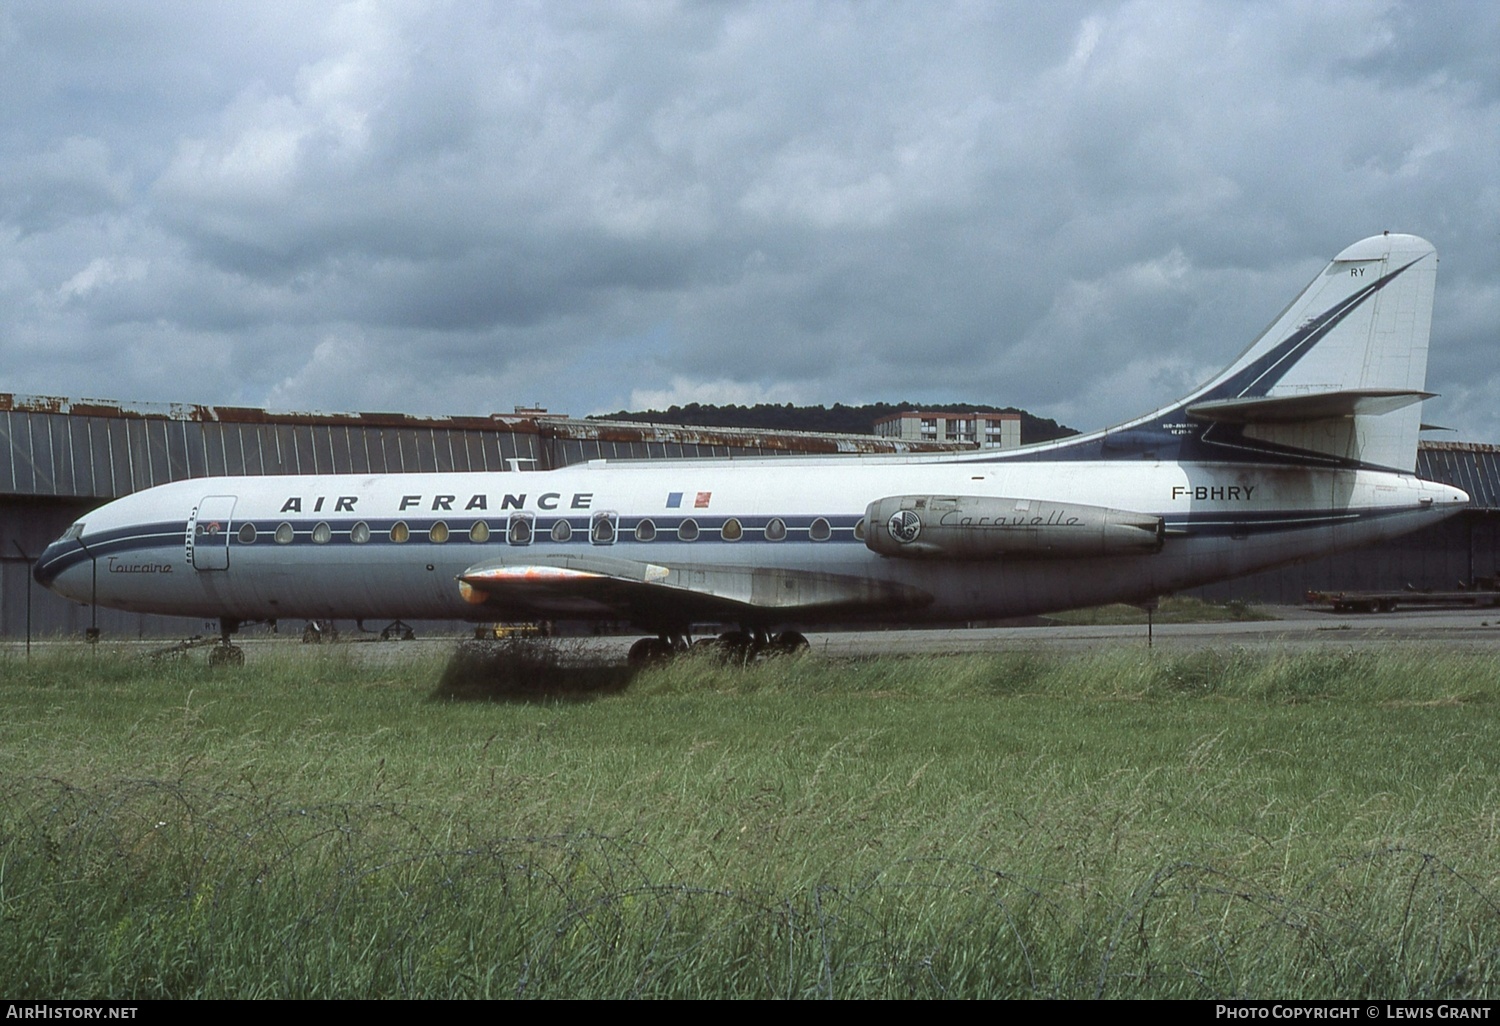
[208,618,245,667]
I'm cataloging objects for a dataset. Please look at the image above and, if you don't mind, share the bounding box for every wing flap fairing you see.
[458,553,932,627]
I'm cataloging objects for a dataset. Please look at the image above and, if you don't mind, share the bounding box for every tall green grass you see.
[2,643,1497,997]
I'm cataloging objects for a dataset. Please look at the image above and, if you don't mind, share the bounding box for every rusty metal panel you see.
[0,412,15,494]
[67,416,90,495]
[31,413,61,494]
[269,425,296,474]
[454,431,479,472]
[485,431,505,471]
[199,423,225,477]
[146,418,174,486]
[328,425,353,474]
[416,429,439,473]
[355,427,378,474]
[53,416,76,495]
[378,429,405,473]
[10,413,38,494]
[21,414,49,494]
[217,425,239,476]
[316,425,338,475]
[470,430,493,472]
[125,419,153,491]
[491,431,515,470]
[394,429,417,472]
[361,429,385,473]
[246,424,269,476]
[522,432,544,466]
[418,429,440,472]
[179,421,205,480]
[248,425,273,476]
[286,425,313,475]
[429,429,453,473]
[108,420,134,492]
[88,418,115,496]
[223,425,248,477]
[302,426,323,474]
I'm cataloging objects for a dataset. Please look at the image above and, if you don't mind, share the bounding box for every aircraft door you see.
[189,495,238,571]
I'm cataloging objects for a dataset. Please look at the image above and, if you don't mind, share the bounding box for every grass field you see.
[2,640,1497,998]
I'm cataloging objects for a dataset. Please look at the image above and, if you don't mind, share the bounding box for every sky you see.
[3,1,1497,440]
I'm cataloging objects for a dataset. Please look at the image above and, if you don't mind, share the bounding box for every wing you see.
[457,552,933,630]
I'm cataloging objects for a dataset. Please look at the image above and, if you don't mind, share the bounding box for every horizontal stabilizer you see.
[1186,389,1434,424]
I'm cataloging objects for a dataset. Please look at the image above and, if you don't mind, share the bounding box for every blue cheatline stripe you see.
[37,505,1425,585]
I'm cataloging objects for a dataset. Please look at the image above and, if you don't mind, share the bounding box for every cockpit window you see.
[63,522,85,541]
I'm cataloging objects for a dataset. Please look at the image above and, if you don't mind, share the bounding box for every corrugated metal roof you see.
[0,393,962,500]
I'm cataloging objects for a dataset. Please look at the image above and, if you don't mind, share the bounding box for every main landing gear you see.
[626,628,810,667]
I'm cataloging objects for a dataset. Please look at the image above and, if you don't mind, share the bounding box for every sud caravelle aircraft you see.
[36,233,1469,664]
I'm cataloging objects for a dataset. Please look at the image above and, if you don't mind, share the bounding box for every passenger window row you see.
[248,515,854,545]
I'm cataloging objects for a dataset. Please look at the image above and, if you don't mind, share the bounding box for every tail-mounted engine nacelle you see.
[865,495,1165,560]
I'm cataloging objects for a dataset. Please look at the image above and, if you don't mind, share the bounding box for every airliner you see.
[35,233,1469,664]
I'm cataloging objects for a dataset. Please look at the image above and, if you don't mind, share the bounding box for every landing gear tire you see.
[209,645,244,667]
[210,617,244,667]
[769,630,810,656]
[628,637,675,667]
[699,630,758,665]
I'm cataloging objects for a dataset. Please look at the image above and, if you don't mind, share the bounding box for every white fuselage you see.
[35,452,1470,628]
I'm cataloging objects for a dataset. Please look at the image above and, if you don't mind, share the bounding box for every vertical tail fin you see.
[1180,233,1438,471]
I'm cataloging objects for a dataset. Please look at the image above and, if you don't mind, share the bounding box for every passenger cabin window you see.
[809,517,831,542]
[429,522,450,544]
[507,514,533,546]
[312,522,332,544]
[634,519,657,542]
[470,521,491,543]
[590,512,617,545]
[238,523,257,544]
[275,523,294,545]
[764,518,787,542]
[550,520,572,542]
[350,522,371,544]
[678,518,699,542]
[390,521,410,543]
[721,518,743,541]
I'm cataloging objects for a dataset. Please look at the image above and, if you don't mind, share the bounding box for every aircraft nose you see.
[33,536,88,597]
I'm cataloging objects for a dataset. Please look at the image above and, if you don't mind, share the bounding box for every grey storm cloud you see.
[2,0,1497,440]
